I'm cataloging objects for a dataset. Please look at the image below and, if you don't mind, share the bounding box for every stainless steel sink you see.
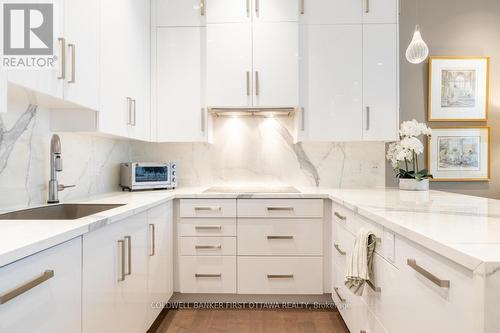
[0,204,126,220]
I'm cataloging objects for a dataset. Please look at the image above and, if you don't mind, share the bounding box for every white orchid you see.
[399,119,432,138]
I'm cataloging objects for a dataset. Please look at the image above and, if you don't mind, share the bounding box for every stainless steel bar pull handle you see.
[118,240,125,282]
[201,108,206,132]
[255,0,259,17]
[301,107,305,131]
[195,244,222,249]
[255,71,260,96]
[126,97,132,125]
[246,71,251,96]
[333,287,346,303]
[267,274,294,279]
[364,0,370,13]
[195,206,221,212]
[125,236,132,276]
[68,43,76,83]
[132,99,137,126]
[195,273,222,278]
[300,0,305,14]
[149,224,156,257]
[334,212,347,220]
[246,0,250,17]
[407,259,450,288]
[267,236,294,240]
[365,106,370,131]
[195,225,222,230]
[267,207,294,211]
[200,0,205,16]
[0,270,55,305]
[57,38,66,80]
[334,244,346,255]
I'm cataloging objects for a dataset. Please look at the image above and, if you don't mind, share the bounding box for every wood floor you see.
[156,309,349,333]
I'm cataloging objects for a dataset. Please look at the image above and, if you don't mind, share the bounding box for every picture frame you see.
[427,126,490,181]
[428,57,490,122]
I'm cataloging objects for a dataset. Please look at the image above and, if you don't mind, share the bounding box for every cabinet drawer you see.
[178,218,236,236]
[237,257,323,294]
[179,199,236,218]
[237,199,324,218]
[179,237,236,256]
[392,236,480,333]
[179,256,236,293]
[332,221,355,274]
[332,203,383,256]
[0,238,81,333]
[238,218,322,256]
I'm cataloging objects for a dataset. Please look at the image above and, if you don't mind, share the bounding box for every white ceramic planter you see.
[399,178,429,191]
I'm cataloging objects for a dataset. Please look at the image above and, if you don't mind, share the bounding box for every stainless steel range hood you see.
[208,107,297,117]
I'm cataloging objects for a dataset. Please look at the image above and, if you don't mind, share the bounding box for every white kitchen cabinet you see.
[206,0,251,23]
[0,238,81,333]
[206,23,253,107]
[156,27,207,142]
[298,25,362,141]
[0,72,6,113]
[362,0,399,24]
[299,0,362,24]
[362,24,398,141]
[63,0,100,110]
[146,202,174,329]
[82,212,149,333]
[156,0,206,26]
[252,22,299,107]
[6,0,64,100]
[253,0,299,22]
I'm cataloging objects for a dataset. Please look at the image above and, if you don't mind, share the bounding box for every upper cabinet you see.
[253,0,299,22]
[206,0,251,23]
[156,0,207,26]
[362,0,399,24]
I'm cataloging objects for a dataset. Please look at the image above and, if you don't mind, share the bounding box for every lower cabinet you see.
[0,238,82,333]
[82,202,173,333]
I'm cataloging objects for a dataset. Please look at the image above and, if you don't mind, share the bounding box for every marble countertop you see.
[2,186,500,271]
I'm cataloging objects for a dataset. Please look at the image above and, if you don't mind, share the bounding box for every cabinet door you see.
[146,202,173,328]
[156,0,205,26]
[254,0,299,22]
[63,0,100,110]
[99,0,132,138]
[206,0,250,23]
[299,25,362,141]
[363,0,398,24]
[6,0,64,100]
[127,0,151,141]
[363,24,398,141]
[0,72,6,113]
[0,238,81,333]
[299,0,361,24]
[206,23,252,107]
[157,27,206,142]
[253,22,299,107]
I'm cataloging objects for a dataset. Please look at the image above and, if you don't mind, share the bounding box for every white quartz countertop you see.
[1,186,500,271]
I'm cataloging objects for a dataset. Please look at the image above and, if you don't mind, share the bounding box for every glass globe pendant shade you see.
[405,25,429,64]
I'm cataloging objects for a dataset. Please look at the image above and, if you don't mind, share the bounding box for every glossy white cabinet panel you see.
[206,23,253,107]
[299,0,362,24]
[178,218,237,237]
[237,199,323,218]
[206,0,251,23]
[179,256,237,293]
[63,0,100,110]
[363,0,398,24]
[299,24,362,142]
[252,22,299,107]
[0,238,81,333]
[179,199,237,218]
[145,202,173,329]
[0,72,6,113]
[180,237,237,256]
[156,27,206,142]
[253,0,299,22]
[156,0,205,26]
[362,24,398,141]
[238,256,323,294]
[237,218,323,256]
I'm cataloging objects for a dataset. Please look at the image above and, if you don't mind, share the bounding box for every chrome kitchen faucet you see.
[48,134,75,204]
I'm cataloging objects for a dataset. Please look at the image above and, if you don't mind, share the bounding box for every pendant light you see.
[405,0,429,64]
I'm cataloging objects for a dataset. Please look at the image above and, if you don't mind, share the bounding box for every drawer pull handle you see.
[333,287,346,303]
[124,236,132,276]
[267,274,294,279]
[195,273,222,278]
[334,244,346,255]
[149,224,156,257]
[195,245,222,249]
[407,259,450,288]
[267,207,294,211]
[267,236,294,240]
[195,225,222,230]
[366,279,381,292]
[0,270,55,305]
[118,240,125,282]
[195,206,221,212]
[334,212,346,220]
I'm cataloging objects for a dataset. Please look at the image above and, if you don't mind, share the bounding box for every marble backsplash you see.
[0,101,385,211]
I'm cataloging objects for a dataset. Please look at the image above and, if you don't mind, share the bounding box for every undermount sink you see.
[203,186,301,194]
[0,204,126,220]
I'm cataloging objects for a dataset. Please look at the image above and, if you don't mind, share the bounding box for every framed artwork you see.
[428,57,490,121]
[428,126,490,181]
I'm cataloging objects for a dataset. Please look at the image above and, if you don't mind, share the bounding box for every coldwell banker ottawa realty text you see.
[1,2,57,69]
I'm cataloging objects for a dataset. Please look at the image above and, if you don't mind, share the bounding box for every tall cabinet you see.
[298,0,399,142]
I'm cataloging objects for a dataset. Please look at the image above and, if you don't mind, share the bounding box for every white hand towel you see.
[344,228,376,296]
